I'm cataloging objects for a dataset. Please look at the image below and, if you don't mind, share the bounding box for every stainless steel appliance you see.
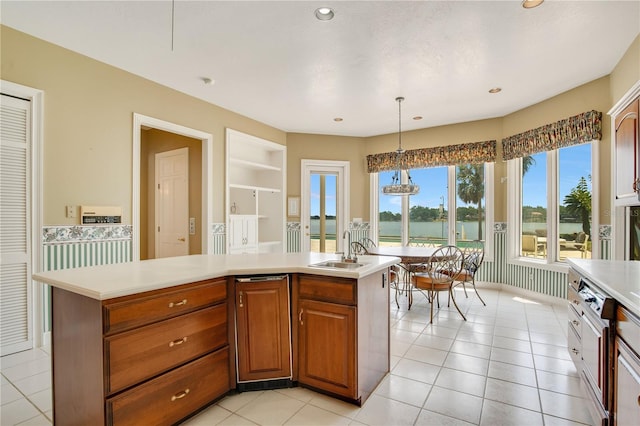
[568,269,616,426]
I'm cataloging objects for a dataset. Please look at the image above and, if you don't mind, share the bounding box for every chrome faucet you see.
[342,230,357,263]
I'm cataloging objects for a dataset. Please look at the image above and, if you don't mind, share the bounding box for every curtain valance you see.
[366,140,496,173]
[501,110,602,161]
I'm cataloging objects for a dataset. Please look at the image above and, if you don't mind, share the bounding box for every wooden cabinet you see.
[226,129,286,254]
[298,298,356,398]
[229,215,258,254]
[294,271,390,405]
[235,276,292,382]
[615,306,640,426]
[614,97,640,204]
[52,278,230,426]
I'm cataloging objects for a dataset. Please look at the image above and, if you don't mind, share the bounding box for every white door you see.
[301,160,350,253]
[0,94,33,355]
[155,148,189,258]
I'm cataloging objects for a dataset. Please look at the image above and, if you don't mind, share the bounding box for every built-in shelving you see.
[226,129,286,254]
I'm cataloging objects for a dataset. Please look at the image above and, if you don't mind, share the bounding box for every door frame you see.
[133,114,213,260]
[301,160,350,252]
[0,80,44,348]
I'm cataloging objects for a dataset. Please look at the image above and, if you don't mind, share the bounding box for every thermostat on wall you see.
[80,206,122,224]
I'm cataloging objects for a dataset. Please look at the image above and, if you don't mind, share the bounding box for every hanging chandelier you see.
[381,97,420,196]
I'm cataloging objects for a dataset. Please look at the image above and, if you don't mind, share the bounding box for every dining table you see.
[366,245,442,309]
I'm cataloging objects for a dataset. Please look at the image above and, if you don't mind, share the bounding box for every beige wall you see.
[1,26,286,225]
[610,34,640,105]
[3,24,640,233]
[141,129,202,259]
[285,133,367,221]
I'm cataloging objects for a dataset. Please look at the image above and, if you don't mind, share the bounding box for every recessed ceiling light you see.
[413,116,423,121]
[315,7,335,21]
[522,0,544,9]
[333,117,343,122]
[488,87,502,94]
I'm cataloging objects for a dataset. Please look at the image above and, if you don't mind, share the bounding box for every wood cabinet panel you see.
[614,98,639,202]
[106,348,229,426]
[106,304,227,394]
[103,279,226,335]
[298,299,356,399]
[298,275,356,305]
[236,278,291,382]
[615,339,640,426]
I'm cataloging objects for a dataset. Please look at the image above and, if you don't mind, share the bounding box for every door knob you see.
[178,237,186,242]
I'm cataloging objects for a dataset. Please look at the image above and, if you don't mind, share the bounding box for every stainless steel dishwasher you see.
[234,275,293,391]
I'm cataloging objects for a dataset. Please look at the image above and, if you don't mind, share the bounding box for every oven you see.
[570,272,616,426]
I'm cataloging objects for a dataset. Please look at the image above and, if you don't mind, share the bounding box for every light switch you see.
[189,217,196,235]
[66,205,76,218]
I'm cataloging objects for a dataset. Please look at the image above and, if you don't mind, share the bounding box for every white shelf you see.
[229,183,281,193]
[226,128,286,254]
[229,157,281,172]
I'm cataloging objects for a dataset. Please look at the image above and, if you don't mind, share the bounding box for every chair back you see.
[429,245,464,279]
[462,240,484,274]
[360,237,377,248]
[351,241,368,255]
[522,235,538,253]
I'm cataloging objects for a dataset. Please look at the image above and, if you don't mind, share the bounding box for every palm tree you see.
[564,176,591,236]
[457,164,484,240]
[522,155,535,176]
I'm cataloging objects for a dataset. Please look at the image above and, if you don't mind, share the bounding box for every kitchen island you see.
[33,252,399,426]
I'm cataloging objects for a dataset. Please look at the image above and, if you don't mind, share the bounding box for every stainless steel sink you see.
[308,261,365,269]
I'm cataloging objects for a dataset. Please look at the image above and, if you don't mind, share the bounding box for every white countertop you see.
[567,259,640,318]
[32,253,401,300]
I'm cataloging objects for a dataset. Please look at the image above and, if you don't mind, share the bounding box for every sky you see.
[310,143,592,217]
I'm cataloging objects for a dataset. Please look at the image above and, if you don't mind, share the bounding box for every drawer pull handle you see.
[171,388,190,401]
[571,348,579,355]
[169,337,188,347]
[169,299,187,308]
[572,320,580,326]
[299,308,303,325]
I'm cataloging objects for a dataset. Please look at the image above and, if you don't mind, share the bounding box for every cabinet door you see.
[236,278,291,382]
[615,98,639,201]
[615,339,640,426]
[229,216,258,253]
[298,299,356,399]
[244,216,258,247]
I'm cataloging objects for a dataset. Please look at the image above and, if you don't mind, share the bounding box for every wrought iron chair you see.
[359,237,377,248]
[450,241,486,306]
[411,245,465,323]
[351,241,369,255]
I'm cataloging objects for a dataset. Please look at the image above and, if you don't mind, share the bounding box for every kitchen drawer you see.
[568,323,581,366]
[617,306,640,355]
[105,304,227,394]
[103,278,227,335]
[568,285,581,312]
[106,347,230,426]
[298,275,356,305]
[568,303,582,338]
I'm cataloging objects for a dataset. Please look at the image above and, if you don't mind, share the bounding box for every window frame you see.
[371,162,494,261]
[507,140,599,271]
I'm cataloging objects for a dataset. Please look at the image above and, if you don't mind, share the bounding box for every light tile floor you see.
[1,286,594,425]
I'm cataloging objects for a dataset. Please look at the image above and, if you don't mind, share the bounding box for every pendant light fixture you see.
[381,97,420,196]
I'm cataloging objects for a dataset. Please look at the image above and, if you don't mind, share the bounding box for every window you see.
[508,142,594,264]
[376,163,493,254]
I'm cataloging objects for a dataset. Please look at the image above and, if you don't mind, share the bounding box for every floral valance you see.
[501,110,602,161]
[366,140,496,173]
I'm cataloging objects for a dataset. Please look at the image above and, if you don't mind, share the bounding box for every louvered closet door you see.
[0,94,33,355]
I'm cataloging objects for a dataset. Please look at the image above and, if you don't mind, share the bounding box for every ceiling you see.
[2,1,639,137]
